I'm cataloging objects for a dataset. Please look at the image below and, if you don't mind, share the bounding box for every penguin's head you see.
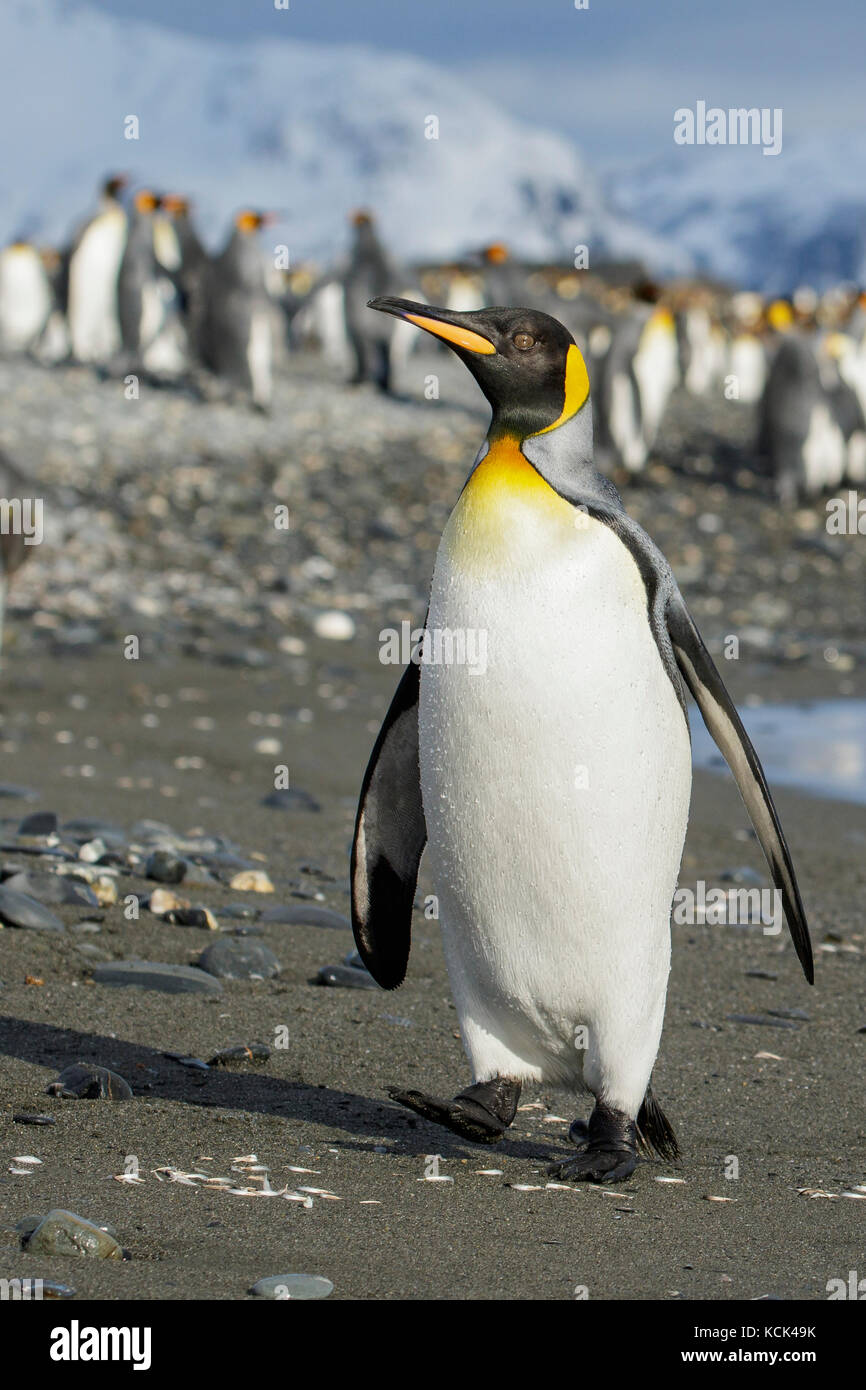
[235,210,275,235]
[134,190,160,215]
[369,297,589,440]
[103,174,128,200]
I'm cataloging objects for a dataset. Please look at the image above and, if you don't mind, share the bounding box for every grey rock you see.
[261,788,321,813]
[317,963,378,990]
[4,870,98,908]
[47,1063,133,1100]
[23,1210,123,1260]
[248,1273,333,1300]
[0,885,64,930]
[144,850,186,884]
[198,938,280,980]
[18,811,59,836]
[208,1042,271,1067]
[91,960,223,994]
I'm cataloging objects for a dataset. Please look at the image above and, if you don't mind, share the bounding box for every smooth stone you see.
[317,964,377,990]
[0,783,37,800]
[18,811,59,836]
[167,906,219,930]
[47,1064,133,1101]
[91,960,223,995]
[220,903,261,920]
[208,1042,271,1067]
[745,970,778,980]
[144,850,186,884]
[197,938,280,980]
[0,885,64,931]
[41,1281,78,1299]
[261,788,321,813]
[260,904,350,930]
[249,1273,333,1300]
[23,1210,123,1260]
[229,870,274,893]
[13,1113,56,1126]
[4,870,98,908]
[767,1008,810,1021]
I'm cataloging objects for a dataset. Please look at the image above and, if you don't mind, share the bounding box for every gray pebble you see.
[208,1042,271,1067]
[18,811,59,837]
[47,1063,133,1101]
[91,960,223,994]
[0,884,64,930]
[198,938,281,980]
[249,1273,333,1300]
[317,964,378,990]
[144,850,187,884]
[3,870,98,908]
[23,1210,123,1260]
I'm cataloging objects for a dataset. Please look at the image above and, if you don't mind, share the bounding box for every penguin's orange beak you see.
[368,297,496,355]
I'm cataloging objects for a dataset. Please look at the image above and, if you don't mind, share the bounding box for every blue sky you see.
[79,0,865,165]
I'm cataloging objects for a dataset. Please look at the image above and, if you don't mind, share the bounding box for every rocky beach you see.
[1,350,864,1301]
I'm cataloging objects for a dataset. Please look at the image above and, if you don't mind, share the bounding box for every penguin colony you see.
[1,173,865,500]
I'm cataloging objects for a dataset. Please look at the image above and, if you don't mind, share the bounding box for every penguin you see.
[758,330,845,503]
[342,211,400,392]
[351,298,813,1183]
[200,210,275,410]
[161,195,209,360]
[593,300,678,476]
[0,239,53,354]
[117,190,169,366]
[66,174,128,365]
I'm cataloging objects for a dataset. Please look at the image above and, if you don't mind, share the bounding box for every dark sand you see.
[1,647,864,1302]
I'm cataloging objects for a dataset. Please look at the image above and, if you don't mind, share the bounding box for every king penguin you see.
[66,174,128,365]
[351,298,813,1183]
[200,210,275,411]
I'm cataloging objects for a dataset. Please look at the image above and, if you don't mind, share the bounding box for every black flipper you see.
[351,660,426,989]
[666,590,814,984]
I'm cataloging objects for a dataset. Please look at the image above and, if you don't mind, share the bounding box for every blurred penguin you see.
[66,174,128,365]
[161,195,209,361]
[200,210,275,410]
[342,211,401,392]
[758,326,845,503]
[0,238,53,355]
[594,293,679,476]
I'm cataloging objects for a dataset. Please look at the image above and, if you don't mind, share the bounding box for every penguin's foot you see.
[388,1076,521,1145]
[548,1101,638,1185]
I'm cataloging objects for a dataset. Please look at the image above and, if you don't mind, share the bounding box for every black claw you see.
[552,1100,639,1185]
[547,1147,637,1184]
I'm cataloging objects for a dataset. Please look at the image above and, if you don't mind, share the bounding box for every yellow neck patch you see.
[530,344,590,436]
[446,435,576,570]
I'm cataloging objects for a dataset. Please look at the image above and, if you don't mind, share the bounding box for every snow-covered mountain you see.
[0,0,683,273]
[607,138,866,292]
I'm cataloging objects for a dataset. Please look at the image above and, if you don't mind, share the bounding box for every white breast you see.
[67,208,127,363]
[419,447,692,1113]
[0,247,51,351]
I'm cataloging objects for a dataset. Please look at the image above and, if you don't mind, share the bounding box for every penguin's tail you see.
[636,1082,680,1162]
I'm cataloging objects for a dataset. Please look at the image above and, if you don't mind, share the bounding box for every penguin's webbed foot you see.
[549,1100,638,1185]
[547,1146,637,1184]
[388,1076,521,1145]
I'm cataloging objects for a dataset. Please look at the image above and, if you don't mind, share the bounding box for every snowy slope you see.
[0,0,683,273]
[608,138,866,292]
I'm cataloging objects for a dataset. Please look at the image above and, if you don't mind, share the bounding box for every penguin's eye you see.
[512,332,535,351]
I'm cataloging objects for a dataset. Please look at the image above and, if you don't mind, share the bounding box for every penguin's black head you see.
[368,297,589,439]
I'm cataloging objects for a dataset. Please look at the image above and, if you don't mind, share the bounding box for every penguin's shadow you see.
[0,1015,552,1162]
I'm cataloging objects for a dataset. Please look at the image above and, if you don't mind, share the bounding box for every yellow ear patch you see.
[405,313,496,355]
[531,344,590,435]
